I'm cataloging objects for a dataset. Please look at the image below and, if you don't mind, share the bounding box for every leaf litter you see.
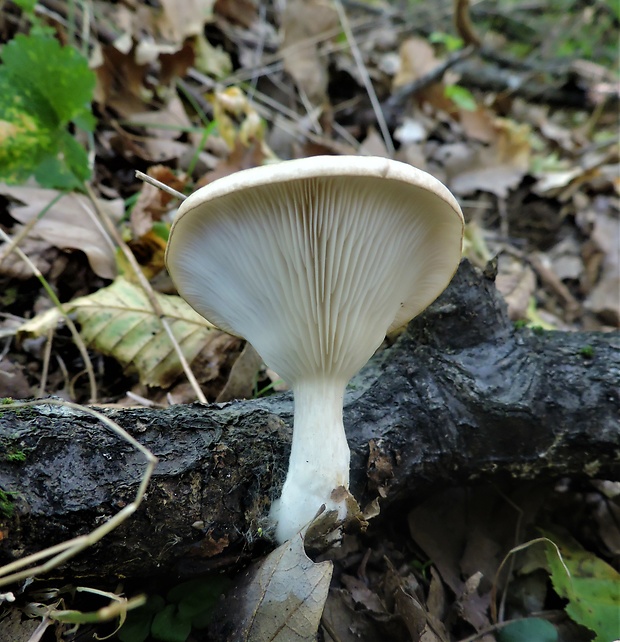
[0,0,618,640]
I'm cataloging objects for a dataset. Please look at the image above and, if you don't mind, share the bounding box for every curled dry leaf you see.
[209,535,333,642]
[0,185,122,279]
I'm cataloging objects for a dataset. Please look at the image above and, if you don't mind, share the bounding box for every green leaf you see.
[119,595,166,642]
[429,31,464,52]
[444,84,477,111]
[167,577,231,629]
[151,604,192,642]
[497,618,558,642]
[1,34,95,127]
[0,33,94,187]
[542,529,620,642]
[13,0,36,12]
[33,131,91,189]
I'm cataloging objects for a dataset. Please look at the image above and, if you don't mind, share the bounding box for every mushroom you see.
[165,156,464,543]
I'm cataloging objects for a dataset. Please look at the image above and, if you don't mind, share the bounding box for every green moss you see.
[0,489,15,517]
[579,345,594,359]
[6,450,26,463]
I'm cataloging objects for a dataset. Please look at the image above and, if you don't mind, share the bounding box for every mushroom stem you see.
[272,377,350,543]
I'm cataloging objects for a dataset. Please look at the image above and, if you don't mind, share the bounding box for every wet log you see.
[0,261,618,580]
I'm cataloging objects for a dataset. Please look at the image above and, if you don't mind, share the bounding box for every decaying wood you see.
[0,261,618,580]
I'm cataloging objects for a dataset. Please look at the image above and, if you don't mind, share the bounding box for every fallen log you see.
[0,261,618,580]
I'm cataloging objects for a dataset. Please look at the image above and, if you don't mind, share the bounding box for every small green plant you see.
[429,31,464,53]
[0,30,95,188]
[444,84,477,111]
[118,576,230,642]
[578,344,594,359]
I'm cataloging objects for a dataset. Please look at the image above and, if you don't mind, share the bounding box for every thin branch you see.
[84,183,207,404]
[333,0,395,156]
[385,45,477,115]
[135,171,187,201]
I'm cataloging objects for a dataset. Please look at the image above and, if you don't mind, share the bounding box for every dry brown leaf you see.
[459,106,497,143]
[214,0,258,28]
[393,37,456,114]
[94,42,150,116]
[494,255,537,321]
[127,92,194,140]
[156,0,214,42]
[341,575,386,614]
[197,138,266,187]
[280,0,339,105]
[215,342,262,401]
[94,41,195,116]
[0,186,122,279]
[210,535,333,641]
[393,37,439,87]
[0,359,32,399]
[0,608,43,642]
[322,589,384,642]
[586,211,620,325]
[0,237,65,281]
[126,230,168,280]
[449,118,532,197]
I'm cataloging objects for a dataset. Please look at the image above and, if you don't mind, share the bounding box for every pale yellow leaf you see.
[18,278,216,388]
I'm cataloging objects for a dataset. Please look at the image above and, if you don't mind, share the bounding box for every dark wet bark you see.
[1,261,618,580]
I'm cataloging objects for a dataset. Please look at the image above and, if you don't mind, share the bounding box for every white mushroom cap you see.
[165,156,464,542]
[166,156,463,385]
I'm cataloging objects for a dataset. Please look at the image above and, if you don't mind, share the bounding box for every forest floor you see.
[0,0,618,641]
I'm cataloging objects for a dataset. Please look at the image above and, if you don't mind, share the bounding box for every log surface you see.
[1,262,618,579]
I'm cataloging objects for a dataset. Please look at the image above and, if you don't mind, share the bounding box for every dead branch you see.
[0,262,618,580]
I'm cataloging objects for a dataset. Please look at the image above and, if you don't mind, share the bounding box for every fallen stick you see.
[0,262,618,579]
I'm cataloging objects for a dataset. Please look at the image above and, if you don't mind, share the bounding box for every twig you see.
[0,228,98,402]
[385,44,477,115]
[135,171,187,201]
[39,327,54,398]
[333,0,395,156]
[84,182,208,404]
[0,191,63,269]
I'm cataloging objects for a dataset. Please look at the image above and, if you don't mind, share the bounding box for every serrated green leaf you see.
[33,130,91,189]
[1,34,95,127]
[497,618,557,642]
[0,33,94,187]
[542,528,620,642]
